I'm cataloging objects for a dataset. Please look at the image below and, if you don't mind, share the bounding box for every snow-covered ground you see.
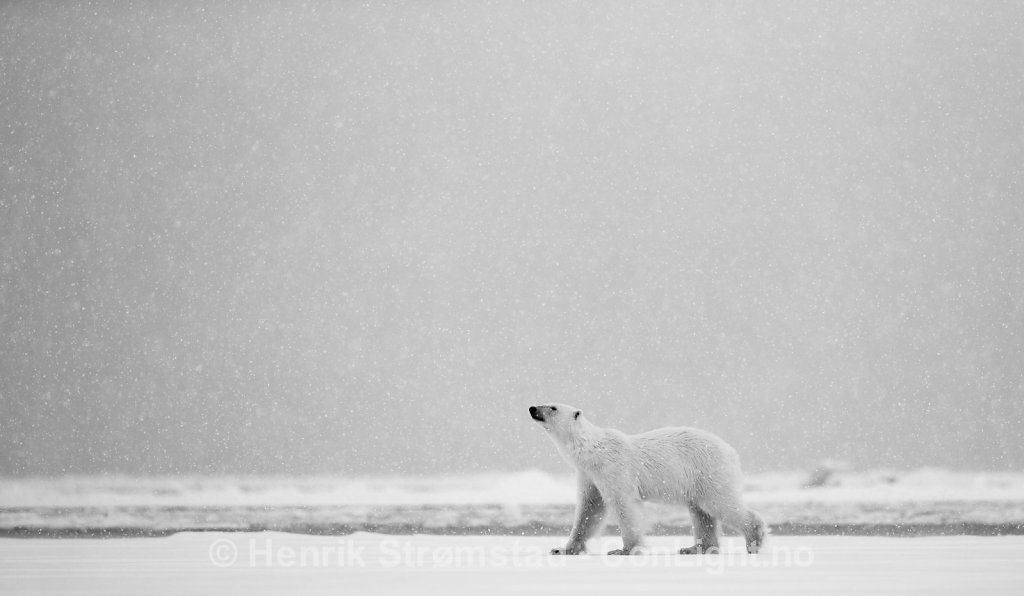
[2,532,1022,595]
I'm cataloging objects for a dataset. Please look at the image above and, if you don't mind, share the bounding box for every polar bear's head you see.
[529,403,585,443]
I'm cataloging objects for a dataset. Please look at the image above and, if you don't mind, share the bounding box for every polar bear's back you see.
[627,426,742,505]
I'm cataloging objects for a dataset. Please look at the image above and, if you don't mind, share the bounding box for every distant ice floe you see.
[2,468,1024,508]
[2,469,1023,535]
[0,469,576,508]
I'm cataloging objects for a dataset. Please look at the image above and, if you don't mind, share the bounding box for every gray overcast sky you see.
[1,1,1022,476]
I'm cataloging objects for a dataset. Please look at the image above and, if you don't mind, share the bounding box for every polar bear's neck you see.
[558,419,616,470]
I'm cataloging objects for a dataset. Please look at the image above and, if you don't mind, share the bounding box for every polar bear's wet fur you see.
[529,403,766,556]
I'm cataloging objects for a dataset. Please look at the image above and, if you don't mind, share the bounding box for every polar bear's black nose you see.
[529,406,544,421]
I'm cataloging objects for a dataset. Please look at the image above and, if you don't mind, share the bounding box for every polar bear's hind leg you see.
[705,499,767,554]
[742,508,766,554]
[679,505,720,554]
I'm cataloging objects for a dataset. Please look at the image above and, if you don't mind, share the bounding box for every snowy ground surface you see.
[2,532,1022,595]
[2,469,1023,536]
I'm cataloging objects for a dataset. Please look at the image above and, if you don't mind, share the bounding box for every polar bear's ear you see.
[574,411,581,420]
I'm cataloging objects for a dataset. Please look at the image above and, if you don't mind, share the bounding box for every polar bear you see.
[529,403,766,556]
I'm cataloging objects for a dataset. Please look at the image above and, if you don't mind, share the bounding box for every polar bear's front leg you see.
[551,475,607,555]
[606,496,646,555]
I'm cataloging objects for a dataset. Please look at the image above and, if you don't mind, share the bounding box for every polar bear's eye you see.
[550,406,558,412]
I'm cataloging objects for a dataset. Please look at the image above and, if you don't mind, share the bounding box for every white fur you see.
[530,403,766,556]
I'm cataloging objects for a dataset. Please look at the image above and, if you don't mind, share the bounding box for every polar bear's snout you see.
[529,405,545,422]
[530,404,570,424]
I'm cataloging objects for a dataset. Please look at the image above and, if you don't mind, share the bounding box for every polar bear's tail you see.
[743,508,767,554]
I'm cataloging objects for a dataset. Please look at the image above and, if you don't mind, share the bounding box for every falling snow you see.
[1,3,1022,479]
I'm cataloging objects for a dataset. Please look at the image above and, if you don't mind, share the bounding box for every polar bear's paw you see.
[550,543,585,555]
[607,546,645,556]
[678,544,720,555]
